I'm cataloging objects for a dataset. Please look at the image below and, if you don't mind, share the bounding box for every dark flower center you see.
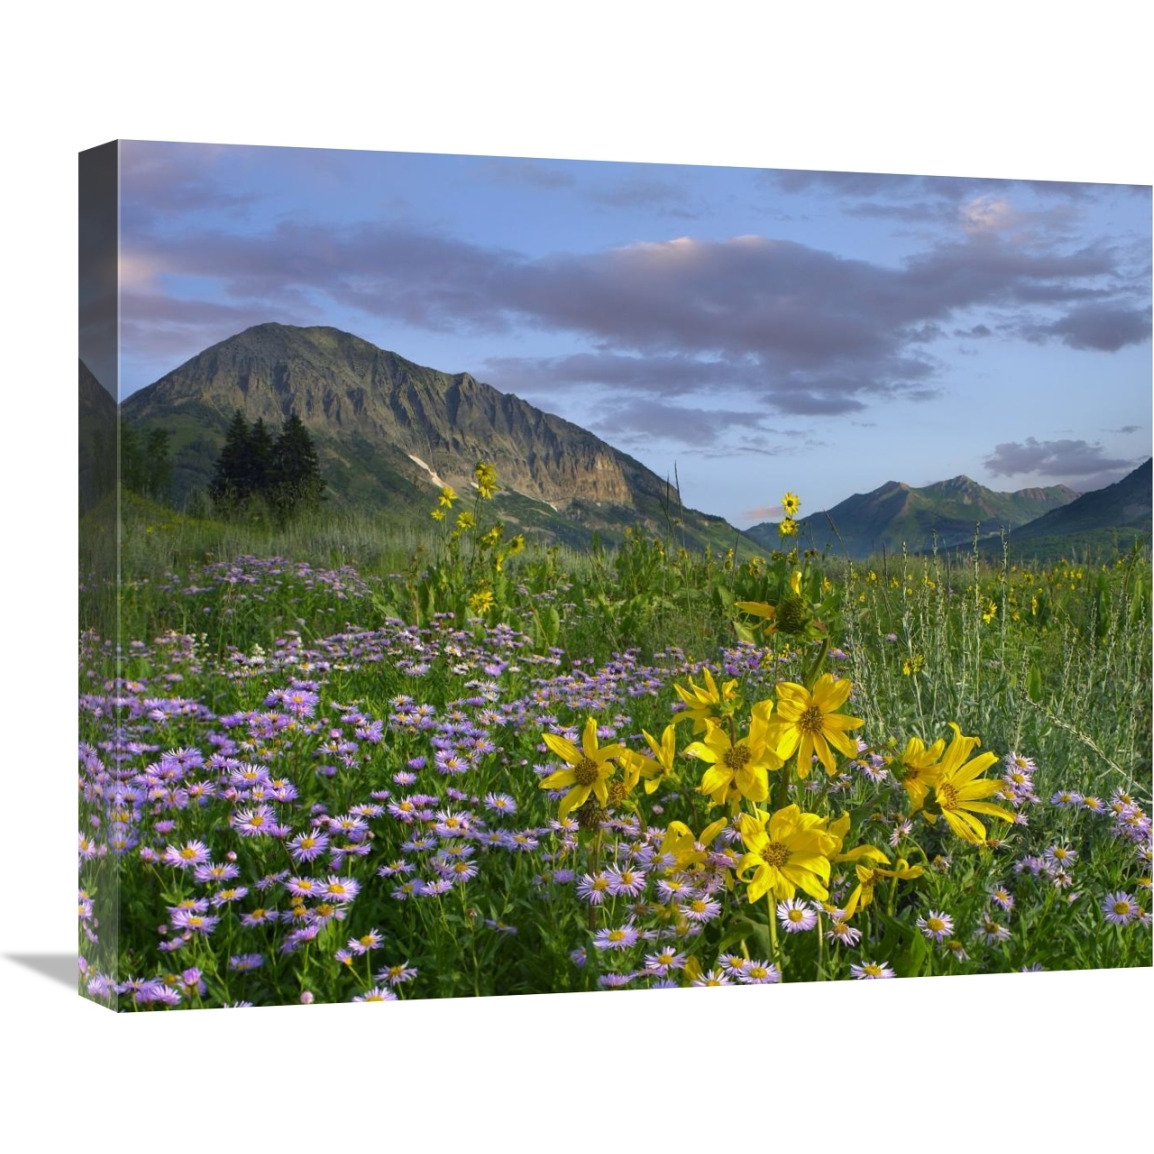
[761,841,790,868]
[574,758,600,786]
[797,705,825,735]
[725,745,752,771]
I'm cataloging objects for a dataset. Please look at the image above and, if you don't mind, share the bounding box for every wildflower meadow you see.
[78,472,1152,1009]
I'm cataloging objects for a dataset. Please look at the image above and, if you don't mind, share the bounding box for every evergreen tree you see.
[209,410,253,511]
[144,429,173,501]
[248,418,274,497]
[268,412,325,523]
[121,424,173,502]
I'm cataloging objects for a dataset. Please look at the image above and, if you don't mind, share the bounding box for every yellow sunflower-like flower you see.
[843,857,925,919]
[735,803,838,903]
[618,723,679,795]
[539,717,626,820]
[898,734,946,812]
[825,812,890,867]
[437,486,457,508]
[736,572,806,639]
[781,491,802,517]
[922,723,1013,844]
[671,667,740,733]
[659,817,729,872]
[685,699,783,808]
[774,673,864,777]
[467,587,494,615]
[474,461,499,499]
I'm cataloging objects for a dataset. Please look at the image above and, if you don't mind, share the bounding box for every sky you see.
[113,142,1152,529]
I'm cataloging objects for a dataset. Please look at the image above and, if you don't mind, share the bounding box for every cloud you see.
[587,176,696,213]
[119,141,259,227]
[121,193,1146,414]
[742,504,784,522]
[983,437,1134,478]
[1037,303,1152,351]
[585,398,770,447]
[485,351,747,397]
[477,159,576,189]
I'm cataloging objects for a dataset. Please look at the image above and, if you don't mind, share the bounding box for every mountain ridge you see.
[745,473,1084,559]
[120,323,759,554]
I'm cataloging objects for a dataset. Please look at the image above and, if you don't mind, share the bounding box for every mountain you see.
[120,323,759,553]
[1000,458,1151,553]
[745,474,1080,560]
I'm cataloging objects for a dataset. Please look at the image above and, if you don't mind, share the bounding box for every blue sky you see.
[116,141,1151,527]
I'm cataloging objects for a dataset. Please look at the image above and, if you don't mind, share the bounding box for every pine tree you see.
[121,424,173,502]
[268,412,324,523]
[144,429,173,501]
[209,410,253,511]
[247,418,274,499]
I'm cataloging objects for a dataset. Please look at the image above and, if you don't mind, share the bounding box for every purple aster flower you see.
[193,861,241,884]
[850,960,895,979]
[736,960,781,984]
[210,886,249,907]
[691,968,732,986]
[606,867,648,898]
[1101,892,1141,925]
[240,907,278,928]
[376,961,418,986]
[318,876,360,903]
[977,917,1011,944]
[162,840,211,869]
[988,886,1014,912]
[169,909,221,935]
[352,986,398,1002]
[643,947,687,976]
[777,898,818,933]
[679,897,722,923]
[592,922,642,951]
[916,910,954,942]
[483,792,518,814]
[228,953,264,971]
[826,918,863,947]
[288,828,330,863]
[576,872,612,905]
[285,875,323,899]
[233,804,277,836]
[598,972,637,988]
[348,929,384,954]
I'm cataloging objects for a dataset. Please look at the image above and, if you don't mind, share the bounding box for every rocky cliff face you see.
[121,323,751,554]
[124,324,642,510]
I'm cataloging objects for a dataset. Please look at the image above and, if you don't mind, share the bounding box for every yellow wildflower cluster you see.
[778,491,801,538]
[897,723,1014,843]
[474,461,499,499]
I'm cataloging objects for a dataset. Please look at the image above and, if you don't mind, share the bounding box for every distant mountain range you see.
[80,323,1152,562]
[745,466,1151,560]
[994,457,1152,555]
[116,323,755,553]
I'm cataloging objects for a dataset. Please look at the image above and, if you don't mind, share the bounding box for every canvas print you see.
[78,141,1152,1010]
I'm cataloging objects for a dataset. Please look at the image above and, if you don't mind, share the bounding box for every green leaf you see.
[1026,662,1044,703]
